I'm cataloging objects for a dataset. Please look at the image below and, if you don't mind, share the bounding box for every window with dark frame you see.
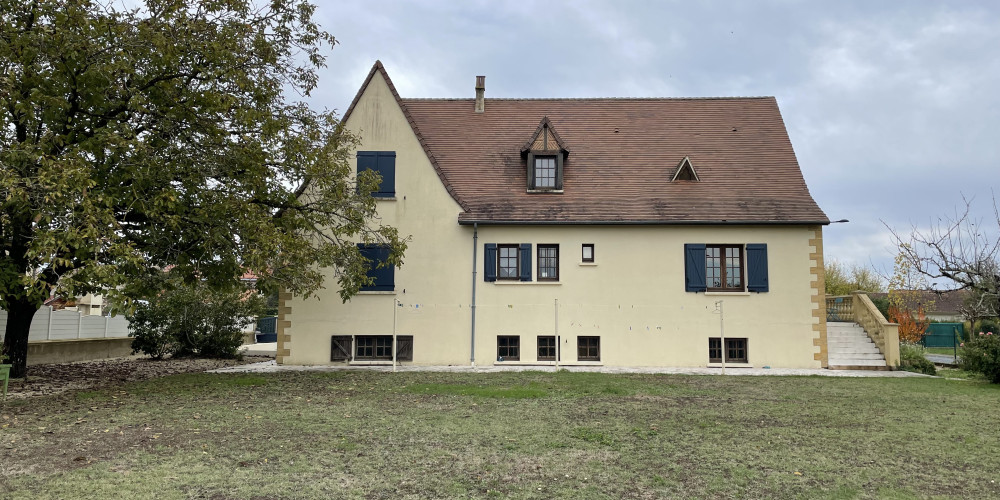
[537,244,559,280]
[355,335,394,360]
[582,243,594,263]
[706,245,744,291]
[497,335,520,361]
[537,336,557,361]
[577,336,600,361]
[534,156,557,189]
[498,244,519,280]
[708,338,748,363]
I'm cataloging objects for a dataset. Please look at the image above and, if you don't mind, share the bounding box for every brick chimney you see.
[475,76,485,113]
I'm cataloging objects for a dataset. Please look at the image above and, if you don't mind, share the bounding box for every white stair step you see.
[825,321,889,369]
[828,352,885,360]
[827,330,870,337]
[829,341,882,350]
[828,338,878,345]
[828,358,887,366]
[829,349,883,356]
[827,338,876,345]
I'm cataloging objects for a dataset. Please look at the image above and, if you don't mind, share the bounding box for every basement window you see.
[709,338,748,363]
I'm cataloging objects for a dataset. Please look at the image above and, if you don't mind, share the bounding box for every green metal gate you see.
[922,323,964,348]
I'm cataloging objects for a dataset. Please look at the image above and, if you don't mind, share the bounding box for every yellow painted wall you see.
[282,70,824,369]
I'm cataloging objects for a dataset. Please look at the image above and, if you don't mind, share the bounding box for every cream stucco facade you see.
[279,69,828,369]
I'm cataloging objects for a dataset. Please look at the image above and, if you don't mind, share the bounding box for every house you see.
[278,61,832,369]
[870,290,968,322]
[43,293,104,316]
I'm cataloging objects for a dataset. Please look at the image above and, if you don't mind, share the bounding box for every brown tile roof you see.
[870,290,968,315]
[353,62,829,225]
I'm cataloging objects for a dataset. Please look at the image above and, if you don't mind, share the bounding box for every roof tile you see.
[401,97,828,224]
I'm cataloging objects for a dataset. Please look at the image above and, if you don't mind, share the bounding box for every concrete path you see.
[211,360,929,377]
[925,353,959,365]
[239,342,277,357]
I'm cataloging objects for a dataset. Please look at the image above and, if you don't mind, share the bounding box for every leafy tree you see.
[0,0,405,377]
[825,260,885,295]
[887,249,933,343]
[127,271,265,359]
[887,197,1000,331]
[958,261,999,327]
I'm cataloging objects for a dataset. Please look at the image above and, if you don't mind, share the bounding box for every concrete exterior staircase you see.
[827,321,889,370]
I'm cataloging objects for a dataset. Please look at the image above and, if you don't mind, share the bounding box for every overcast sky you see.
[302,0,1000,279]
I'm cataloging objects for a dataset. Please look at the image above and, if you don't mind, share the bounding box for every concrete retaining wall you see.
[26,337,135,366]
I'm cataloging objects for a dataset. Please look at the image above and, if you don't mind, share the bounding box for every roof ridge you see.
[401,96,777,101]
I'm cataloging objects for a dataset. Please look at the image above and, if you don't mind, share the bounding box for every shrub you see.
[127,273,265,359]
[899,342,936,376]
[890,304,930,344]
[870,295,891,321]
[973,320,999,339]
[960,331,1000,383]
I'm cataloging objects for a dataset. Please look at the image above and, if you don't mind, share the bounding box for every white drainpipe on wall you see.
[470,223,478,368]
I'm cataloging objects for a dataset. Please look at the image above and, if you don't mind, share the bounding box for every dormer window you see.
[523,117,569,192]
[534,156,557,188]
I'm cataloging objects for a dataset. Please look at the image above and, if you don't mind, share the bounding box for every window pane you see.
[535,157,556,188]
[498,245,518,278]
[538,245,559,280]
[538,336,556,360]
[498,336,520,360]
[707,245,743,290]
[706,247,721,288]
[578,336,600,361]
[356,336,393,360]
[708,338,722,362]
[709,338,747,363]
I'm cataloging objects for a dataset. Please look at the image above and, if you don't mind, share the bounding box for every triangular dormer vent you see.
[671,156,700,182]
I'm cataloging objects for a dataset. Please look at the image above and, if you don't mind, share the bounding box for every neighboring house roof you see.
[345,61,830,226]
[870,290,969,315]
[43,296,73,309]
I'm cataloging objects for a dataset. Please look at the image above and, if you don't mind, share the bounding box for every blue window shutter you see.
[484,244,497,282]
[357,151,395,198]
[374,246,394,290]
[519,243,532,281]
[375,151,396,197]
[684,244,707,292]
[747,244,769,292]
[357,151,377,196]
[358,244,394,291]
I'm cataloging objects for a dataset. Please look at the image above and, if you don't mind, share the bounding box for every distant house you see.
[43,293,104,316]
[278,61,833,368]
[870,290,968,322]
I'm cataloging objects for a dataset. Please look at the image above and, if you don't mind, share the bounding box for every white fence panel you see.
[28,306,51,341]
[106,317,129,337]
[49,310,82,340]
[80,315,109,338]
[0,306,130,342]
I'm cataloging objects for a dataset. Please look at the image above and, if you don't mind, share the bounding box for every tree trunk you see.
[2,298,41,378]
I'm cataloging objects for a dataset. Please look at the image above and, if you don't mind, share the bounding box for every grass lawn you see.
[2,370,999,499]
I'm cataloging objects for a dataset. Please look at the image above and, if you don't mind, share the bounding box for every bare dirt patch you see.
[4,355,273,400]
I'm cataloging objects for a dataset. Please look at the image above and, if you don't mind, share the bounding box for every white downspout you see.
[392,298,398,373]
[470,223,478,368]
